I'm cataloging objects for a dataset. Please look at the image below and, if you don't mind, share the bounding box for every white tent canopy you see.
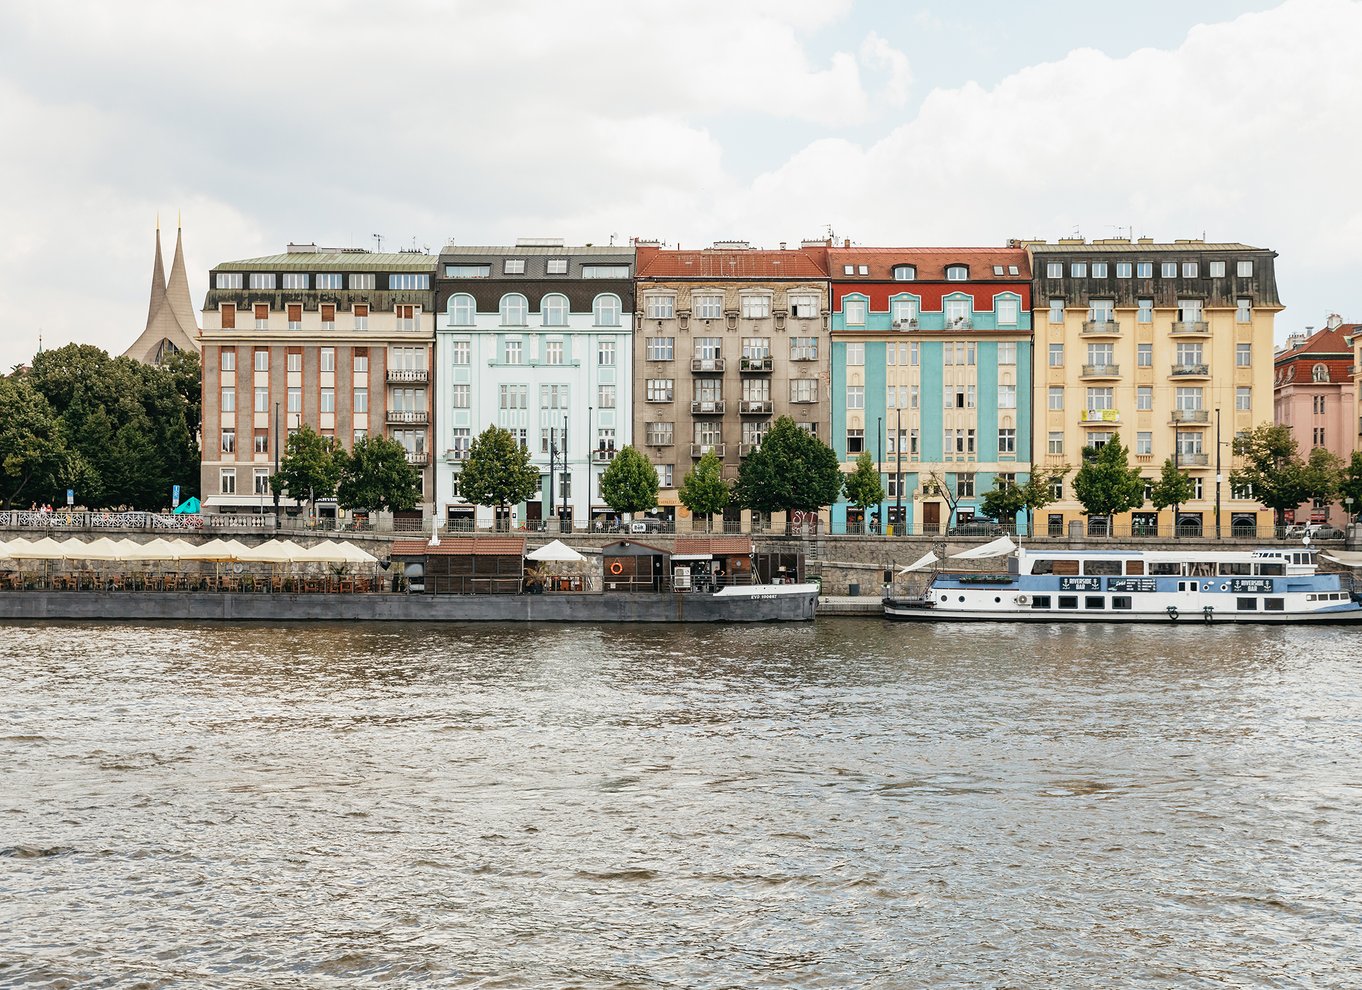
[237,540,306,564]
[136,537,186,561]
[1321,551,1362,568]
[526,539,586,563]
[10,537,67,560]
[897,550,938,575]
[949,535,1017,560]
[61,537,125,561]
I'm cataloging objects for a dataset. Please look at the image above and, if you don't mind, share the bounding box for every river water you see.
[1,619,1359,988]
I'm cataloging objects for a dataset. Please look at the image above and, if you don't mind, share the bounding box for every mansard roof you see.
[823,246,1030,281]
[212,250,436,272]
[636,247,827,280]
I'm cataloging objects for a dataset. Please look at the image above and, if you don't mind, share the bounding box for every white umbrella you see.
[526,539,586,563]
[949,535,1017,560]
[292,541,355,564]
[61,537,125,561]
[240,540,307,564]
[184,538,240,561]
[897,550,938,574]
[136,537,185,561]
[11,536,67,559]
[336,541,378,564]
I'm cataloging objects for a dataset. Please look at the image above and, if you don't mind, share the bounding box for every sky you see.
[1,0,1358,371]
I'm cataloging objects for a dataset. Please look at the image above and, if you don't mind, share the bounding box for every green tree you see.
[1302,446,1343,512]
[459,425,541,530]
[600,445,659,516]
[271,425,346,516]
[732,416,843,534]
[1019,467,1068,535]
[1230,423,1309,527]
[678,448,729,531]
[1338,451,1362,522]
[337,434,422,513]
[842,452,885,534]
[980,476,1027,530]
[0,374,70,508]
[1071,436,1146,525]
[1149,457,1195,515]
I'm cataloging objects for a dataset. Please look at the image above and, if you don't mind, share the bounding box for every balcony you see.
[1081,319,1121,336]
[1179,452,1210,466]
[444,448,469,463]
[739,399,773,415]
[405,451,429,466]
[1171,409,1211,424]
[690,443,725,458]
[1170,320,1211,336]
[387,368,429,384]
[740,356,773,372]
[1079,409,1121,425]
[891,318,919,331]
[739,442,762,457]
[1080,363,1121,380]
[1170,363,1211,378]
[690,400,725,415]
[592,448,618,463]
[691,357,725,373]
[944,317,973,331]
[387,410,429,425]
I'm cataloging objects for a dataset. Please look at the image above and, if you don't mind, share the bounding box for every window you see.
[1048,432,1064,455]
[1071,262,1087,277]
[1137,261,1153,278]
[442,341,465,368]
[546,258,568,275]
[741,295,771,319]
[1161,262,1178,277]
[353,304,368,330]
[251,348,267,373]
[1048,386,1064,410]
[1046,262,1062,278]
[498,385,528,410]
[1137,298,1153,323]
[1182,262,1199,278]
[910,342,919,366]
[219,468,236,495]
[286,304,302,330]
[444,265,490,279]
[1116,262,1132,279]
[503,259,526,275]
[310,273,341,291]
[846,429,864,455]
[693,294,723,319]
[1209,261,1226,277]
[1313,394,1326,414]
[694,337,722,361]
[789,293,819,318]
[1136,432,1152,455]
[541,294,568,327]
[249,273,276,290]
[320,347,335,373]
[1137,343,1152,367]
[646,422,674,446]
[998,384,1016,409]
[1049,343,1064,367]
[646,295,675,319]
[646,337,674,361]
[843,298,867,326]
[742,338,770,361]
[790,337,819,361]
[1087,342,1114,367]
[646,379,674,402]
[500,294,528,326]
[582,265,629,279]
[1313,426,1326,447]
[389,273,430,290]
[1237,298,1252,323]
[593,294,621,327]
[598,384,616,409]
[1176,431,1203,456]
[1092,262,1108,278]
[996,298,1019,326]
[221,428,236,453]
[998,428,1016,454]
[1177,299,1203,323]
[957,474,975,498]
[790,379,818,403]
[1176,342,1204,367]
[253,387,268,413]
[216,272,243,289]
[221,387,235,413]
[1175,386,1203,411]
[355,387,370,412]
[220,349,236,372]
[319,304,336,330]
[504,339,522,365]
[893,265,916,281]
[847,386,864,409]
[656,464,673,487]
[945,298,972,325]
[1137,385,1153,410]
[1237,260,1254,277]
[287,351,301,372]
[1232,386,1251,412]
[846,342,865,366]
[945,265,968,281]
[998,341,1017,365]
[448,294,475,326]
[843,265,854,276]
[281,273,307,290]
[1236,343,1252,367]
[320,388,334,413]
[1087,387,1114,411]
[545,340,564,366]
[910,384,919,409]
[1049,299,1065,324]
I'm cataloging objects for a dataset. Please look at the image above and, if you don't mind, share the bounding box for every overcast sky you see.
[2,0,1358,372]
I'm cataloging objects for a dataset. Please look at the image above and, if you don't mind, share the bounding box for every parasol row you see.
[0,537,378,564]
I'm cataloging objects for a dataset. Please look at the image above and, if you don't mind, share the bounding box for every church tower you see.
[124,216,201,364]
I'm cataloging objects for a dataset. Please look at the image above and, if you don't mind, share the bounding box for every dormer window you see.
[504,259,526,274]
[945,265,968,281]
[892,265,916,281]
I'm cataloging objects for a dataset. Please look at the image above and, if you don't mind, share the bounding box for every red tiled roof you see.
[391,537,527,557]
[636,247,827,279]
[1275,325,1354,361]
[823,247,1030,281]
[674,536,753,556]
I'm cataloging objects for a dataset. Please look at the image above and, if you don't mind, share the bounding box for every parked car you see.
[1284,523,1345,540]
[947,520,1005,538]
[628,518,667,534]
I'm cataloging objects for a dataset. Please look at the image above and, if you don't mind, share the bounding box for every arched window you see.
[541,293,569,327]
[892,265,916,281]
[447,293,475,326]
[945,264,968,281]
[593,293,621,327]
[1312,363,1329,383]
[500,293,528,326]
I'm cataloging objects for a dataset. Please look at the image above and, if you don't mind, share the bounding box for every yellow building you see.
[1025,238,1280,538]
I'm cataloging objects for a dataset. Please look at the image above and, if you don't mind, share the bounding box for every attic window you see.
[993,265,1004,276]
[504,259,526,274]
[1007,266,1020,276]
[843,265,854,275]
[858,265,869,275]
[946,265,968,281]
[892,265,916,281]
[546,258,567,275]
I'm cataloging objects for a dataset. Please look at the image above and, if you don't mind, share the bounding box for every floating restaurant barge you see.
[0,535,817,624]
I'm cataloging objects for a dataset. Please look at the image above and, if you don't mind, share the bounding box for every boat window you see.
[1052,560,1080,576]
[1265,598,1284,611]
[1084,560,1121,576]
[1112,596,1133,610]
[1188,562,1216,577]
[1084,596,1105,609]
[1125,560,1145,575]
[1149,562,1181,575]
[1236,597,1258,611]
[1257,563,1285,576]
[1031,559,1053,575]
[1058,596,1078,609]
[1218,562,1252,576]
[1030,595,1052,609]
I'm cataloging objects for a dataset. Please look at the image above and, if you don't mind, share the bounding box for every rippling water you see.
[2,619,1360,987]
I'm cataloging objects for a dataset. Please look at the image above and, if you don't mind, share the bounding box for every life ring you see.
[1166,605,1179,621]
[609,561,624,575]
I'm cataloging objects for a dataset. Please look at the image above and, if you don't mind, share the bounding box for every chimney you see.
[844,239,851,248]
[1327,313,1343,329]
[779,241,787,250]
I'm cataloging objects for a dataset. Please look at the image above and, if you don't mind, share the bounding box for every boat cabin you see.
[390,537,526,594]
[1018,548,1316,579]
[602,540,668,593]
[671,537,754,591]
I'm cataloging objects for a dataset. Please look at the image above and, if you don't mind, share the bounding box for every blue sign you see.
[172,484,181,508]
[66,489,74,506]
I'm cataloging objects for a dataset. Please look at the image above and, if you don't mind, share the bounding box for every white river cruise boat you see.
[885,541,1362,624]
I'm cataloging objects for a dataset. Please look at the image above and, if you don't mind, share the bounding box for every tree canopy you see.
[0,374,70,509]
[337,434,422,513]
[678,448,729,529]
[842,452,885,533]
[1071,437,1145,520]
[1339,451,1362,520]
[600,445,658,515]
[979,476,1027,528]
[1230,423,1310,525]
[271,425,345,507]
[459,425,541,526]
[732,417,843,530]
[1149,457,1195,512]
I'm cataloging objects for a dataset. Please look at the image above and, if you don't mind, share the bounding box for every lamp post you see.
[547,428,557,534]
[273,401,281,531]
[1346,496,1354,526]
[560,413,569,528]
[895,406,903,535]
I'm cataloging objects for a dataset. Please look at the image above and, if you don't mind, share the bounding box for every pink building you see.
[1273,315,1357,526]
